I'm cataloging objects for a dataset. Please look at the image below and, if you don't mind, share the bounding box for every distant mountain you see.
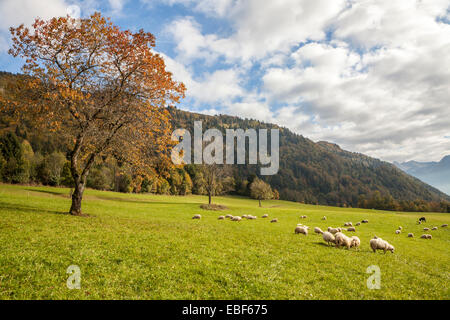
[394,156,450,195]
[169,107,450,207]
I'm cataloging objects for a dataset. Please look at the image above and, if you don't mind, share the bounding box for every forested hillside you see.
[169,108,450,212]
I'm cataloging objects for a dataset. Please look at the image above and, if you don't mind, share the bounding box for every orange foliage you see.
[5,12,186,214]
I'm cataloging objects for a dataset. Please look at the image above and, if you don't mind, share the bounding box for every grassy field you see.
[0,183,449,300]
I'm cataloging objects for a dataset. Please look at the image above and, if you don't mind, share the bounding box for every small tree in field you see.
[250,178,273,207]
[5,13,185,215]
[201,164,230,205]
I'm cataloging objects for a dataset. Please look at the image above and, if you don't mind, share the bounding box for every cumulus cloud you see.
[165,0,347,63]
[161,52,244,105]
[161,0,450,162]
[0,0,101,53]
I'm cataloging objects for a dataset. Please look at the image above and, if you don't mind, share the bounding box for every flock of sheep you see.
[192,213,448,253]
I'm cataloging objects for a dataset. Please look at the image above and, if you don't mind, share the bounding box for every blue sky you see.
[0,0,449,163]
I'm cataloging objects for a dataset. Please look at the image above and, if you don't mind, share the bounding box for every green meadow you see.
[0,183,449,300]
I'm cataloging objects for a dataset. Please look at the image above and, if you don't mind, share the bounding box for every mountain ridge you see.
[169,107,450,208]
[394,156,450,196]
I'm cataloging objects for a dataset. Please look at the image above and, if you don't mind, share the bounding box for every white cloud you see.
[161,52,244,105]
[161,0,450,162]
[0,0,100,53]
[165,0,347,63]
[108,0,127,14]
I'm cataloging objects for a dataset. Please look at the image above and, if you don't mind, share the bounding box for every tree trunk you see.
[259,199,262,207]
[208,192,212,205]
[69,181,85,215]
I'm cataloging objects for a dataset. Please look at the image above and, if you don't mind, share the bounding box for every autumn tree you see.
[5,13,185,215]
[250,178,273,207]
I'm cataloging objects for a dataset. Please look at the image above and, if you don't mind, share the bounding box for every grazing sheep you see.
[192,214,201,220]
[314,227,323,234]
[247,215,257,220]
[231,216,242,222]
[408,233,414,238]
[421,234,432,239]
[355,222,361,226]
[322,232,335,246]
[427,234,432,239]
[398,226,403,230]
[347,227,356,232]
[423,227,430,231]
[262,214,269,218]
[369,238,395,253]
[335,232,352,249]
[225,214,233,219]
[322,216,327,220]
[300,215,307,219]
[242,215,248,219]
[350,236,361,249]
[295,226,308,235]
[395,230,401,234]
[344,222,353,227]
[362,219,369,223]
[218,216,225,220]
[441,224,448,228]
[327,227,342,234]
[271,218,278,223]
[432,227,438,231]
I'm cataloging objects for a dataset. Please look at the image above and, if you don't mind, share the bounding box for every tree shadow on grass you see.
[92,194,198,206]
[0,202,69,216]
[24,188,70,198]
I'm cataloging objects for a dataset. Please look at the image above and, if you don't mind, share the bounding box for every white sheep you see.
[192,214,201,220]
[327,227,341,234]
[262,214,269,218]
[420,234,432,239]
[218,216,225,220]
[231,216,242,222]
[423,227,430,231]
[242,215,248,219]
[408,233,414,238]
[369,238,395,253]
[314,227,324,234]
[395,230,401,234]
[362,219,369,223]
[322,216,327,220]
[322,232,335,245]
[335,232,352,249]
[344,222,353,227]
[355,222,361,226]
[300,215,307,219]
[347,227,356,232]
[398,226,402,230]
[350,236,361,249]
[225,214,233,219]
[271,218,278,223]
[432,227,438,231]
[442,224,448,228]
[295,226,308,235]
